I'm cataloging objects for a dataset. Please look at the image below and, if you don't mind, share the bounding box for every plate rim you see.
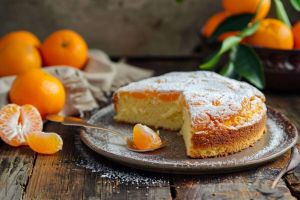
[80,105,298,174]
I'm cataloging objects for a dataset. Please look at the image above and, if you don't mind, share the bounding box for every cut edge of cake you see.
[113,71,267,158]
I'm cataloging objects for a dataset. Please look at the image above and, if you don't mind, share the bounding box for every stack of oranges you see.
[0,29,88,154]
[203,0,300,50]
[0,29,88,77]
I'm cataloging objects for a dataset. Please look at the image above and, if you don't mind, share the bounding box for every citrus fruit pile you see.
[0,29,89,117]
[0,29,88,78]
[0,29,88,154]
[0,104,63,154]
[203,0,300,50]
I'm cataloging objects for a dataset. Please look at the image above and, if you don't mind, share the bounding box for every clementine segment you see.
[41,29,88,69]
[0,42,41,77]
[223,0,271,20]
[244,18,294,50]
[292,22,300,49]
[0,104,42,147]
[0,30,40,49]
[9,69,66,118]
[133,124,162,150]
[26,131,63,154]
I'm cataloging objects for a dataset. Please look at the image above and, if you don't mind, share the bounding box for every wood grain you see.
[173,168,295,200]
[23,124,86,200]
[83,174,171,200]
[285,144,300,198]
[24,122,172,200]
[268,93,300,198]
[0,143,35,200]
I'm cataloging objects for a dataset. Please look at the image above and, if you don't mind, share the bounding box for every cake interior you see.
[114,91,196,156]
[114,91,266,158]
[114,92,184,130]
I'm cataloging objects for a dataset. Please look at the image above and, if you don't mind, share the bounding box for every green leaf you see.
[220,62,235,77]
[238,21,260,38]
[219,36,242,54]
[199,36,241,70]
[199,53,221,70]
[290,0,300,11]
[274,0,291,27]
[231,45,265,89]
[209,13,255,42]
[175,0,184,3]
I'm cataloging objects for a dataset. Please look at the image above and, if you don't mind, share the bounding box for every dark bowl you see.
[198,36,300,91]
[253,47,300,91]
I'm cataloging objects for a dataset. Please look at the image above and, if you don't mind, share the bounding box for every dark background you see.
[1,0,299,56]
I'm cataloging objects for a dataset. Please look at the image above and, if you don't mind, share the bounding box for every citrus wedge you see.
[26,131,63,154]
[133,124,162,150]
[0,104,42,146]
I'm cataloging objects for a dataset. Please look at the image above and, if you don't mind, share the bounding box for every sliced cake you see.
[113,71,266,158]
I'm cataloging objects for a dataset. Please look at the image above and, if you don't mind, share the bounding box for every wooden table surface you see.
[0,57,299,200]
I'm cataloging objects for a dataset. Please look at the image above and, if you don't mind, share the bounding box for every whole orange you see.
[244,18,294,50]
[0,30,40,49]
[202,11,239,41]
[203,11,231,38]
[9,69,65,118]
[217,31,239,41]
[0,42,41,77]
[223,0,271,20]
[41,29,88,69]
[292,22,300,49]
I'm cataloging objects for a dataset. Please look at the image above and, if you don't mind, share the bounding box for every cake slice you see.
[113,71,266,158]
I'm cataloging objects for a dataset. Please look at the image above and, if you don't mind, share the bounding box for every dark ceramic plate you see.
[80,104,298,174]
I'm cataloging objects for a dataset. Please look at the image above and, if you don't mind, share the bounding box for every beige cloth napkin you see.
[0,49,153,116]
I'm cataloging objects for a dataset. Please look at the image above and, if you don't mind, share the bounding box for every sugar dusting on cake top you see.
[117,71,266,129]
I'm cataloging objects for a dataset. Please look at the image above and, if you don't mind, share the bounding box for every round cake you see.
[113,71,267,158]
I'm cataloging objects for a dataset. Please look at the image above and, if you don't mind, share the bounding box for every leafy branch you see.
[200,15,265,89]
[188,0,299,89]
[199,0,299,89]
[290,0,300,11]
[274,0,291,27]
[209,14,254,42]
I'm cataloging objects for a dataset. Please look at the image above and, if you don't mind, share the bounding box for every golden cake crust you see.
[188,113,266,158]
[113,71,267,158]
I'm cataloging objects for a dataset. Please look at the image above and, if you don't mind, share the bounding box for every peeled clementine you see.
[132,124,162,150]
[244,18,294,50]
[0,104,42,147]
[26,131,63,154]
[0,42,41,77]
[223,0,271,20]
[41,29,88,69]
[0,30,40,49]
[292,22,300,49]
[9,69,65,118]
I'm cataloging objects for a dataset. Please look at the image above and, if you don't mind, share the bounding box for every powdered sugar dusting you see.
[244,118,285,161]
[75,133,168,185]
[116,71,266,130]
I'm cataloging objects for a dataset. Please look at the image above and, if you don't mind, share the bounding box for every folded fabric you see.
[0,49,153,116]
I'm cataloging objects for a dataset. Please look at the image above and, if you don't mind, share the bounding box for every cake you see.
[113,71,267,158]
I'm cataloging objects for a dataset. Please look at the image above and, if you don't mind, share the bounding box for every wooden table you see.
[0,57,299,200]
